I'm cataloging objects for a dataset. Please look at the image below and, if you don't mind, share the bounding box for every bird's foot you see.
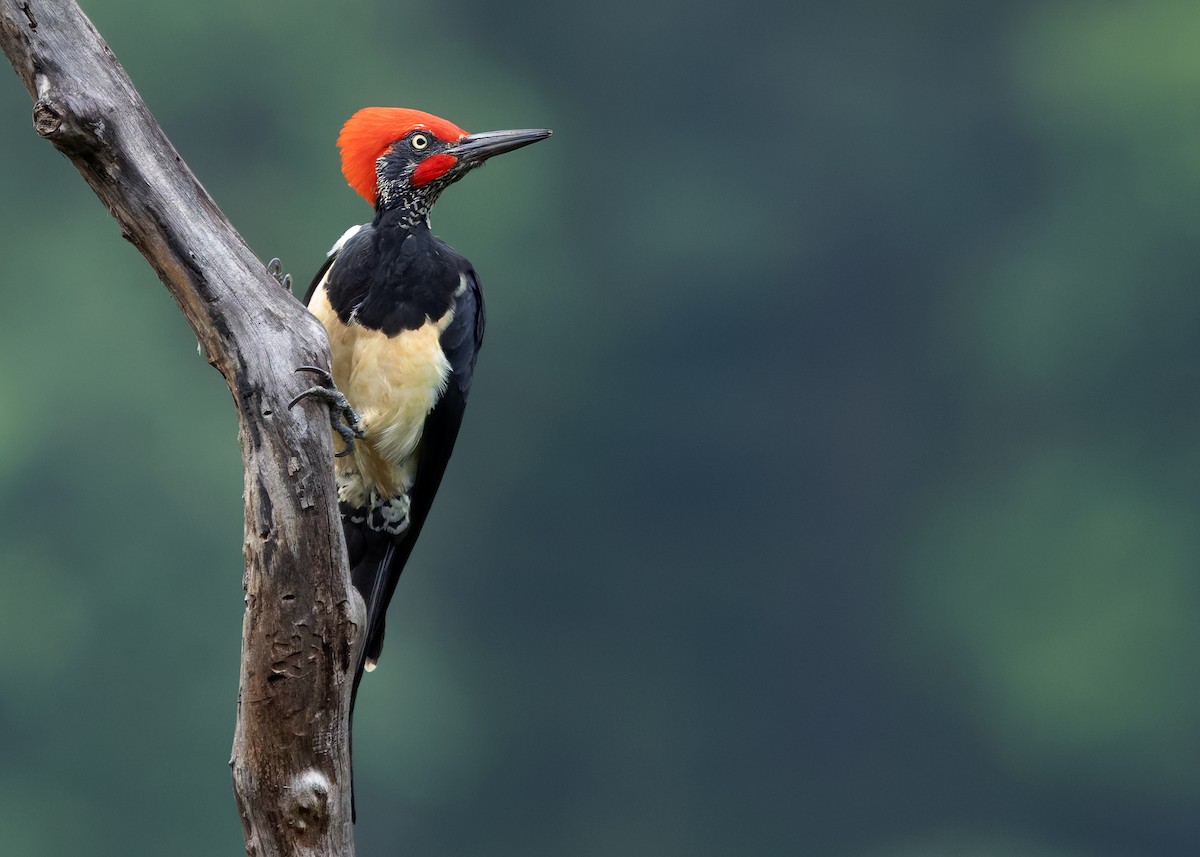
[288,366,365,456]
[266,257,293,292]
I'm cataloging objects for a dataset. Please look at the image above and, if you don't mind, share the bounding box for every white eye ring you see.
[411,133,430,150]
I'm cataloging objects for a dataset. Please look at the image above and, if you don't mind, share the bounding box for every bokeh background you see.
[1,1,1198,855]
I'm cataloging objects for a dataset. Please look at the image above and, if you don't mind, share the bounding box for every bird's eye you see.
[411,133,430,150]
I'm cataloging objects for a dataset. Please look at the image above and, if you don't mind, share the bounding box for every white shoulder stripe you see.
[328,223,367,256]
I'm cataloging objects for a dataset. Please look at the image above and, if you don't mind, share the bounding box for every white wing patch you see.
[328,223,366,256]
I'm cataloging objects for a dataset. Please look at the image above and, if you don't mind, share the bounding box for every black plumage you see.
[296,108,547,819]
[304,216,484,680]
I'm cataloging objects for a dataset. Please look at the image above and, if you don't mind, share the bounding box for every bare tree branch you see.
[0,2,361,854]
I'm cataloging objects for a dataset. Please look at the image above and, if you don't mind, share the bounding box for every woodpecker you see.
[294,108,550,692]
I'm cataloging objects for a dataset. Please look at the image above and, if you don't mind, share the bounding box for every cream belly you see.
[308,284,453,507]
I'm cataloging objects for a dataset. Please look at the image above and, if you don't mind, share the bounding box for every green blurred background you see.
[1,1,1198,854]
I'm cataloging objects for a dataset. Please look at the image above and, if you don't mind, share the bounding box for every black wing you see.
[354,263,486,668]
[304,253,337,304]
[306,231,485,675]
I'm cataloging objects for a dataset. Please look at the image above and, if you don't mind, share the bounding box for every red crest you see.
[337,108,468,205]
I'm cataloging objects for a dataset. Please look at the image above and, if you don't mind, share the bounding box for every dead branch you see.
[0,2,362,854]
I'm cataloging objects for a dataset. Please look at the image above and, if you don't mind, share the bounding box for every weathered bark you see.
[0,2,361,854]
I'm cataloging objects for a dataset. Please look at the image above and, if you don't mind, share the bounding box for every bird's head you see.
[338,107,551,218]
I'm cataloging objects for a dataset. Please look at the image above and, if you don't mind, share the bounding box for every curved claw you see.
[289,366,365,453]
[293,365,335,388]
[266,257,294,291]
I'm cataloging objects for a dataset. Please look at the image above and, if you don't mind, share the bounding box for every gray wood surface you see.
[0,2,363,853]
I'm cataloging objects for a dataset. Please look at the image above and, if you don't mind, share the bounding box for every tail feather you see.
[340,447,448,819]
[345,525,399,822]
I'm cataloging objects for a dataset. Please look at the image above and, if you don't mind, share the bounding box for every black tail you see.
[342,513,424,820]
[344,523,399,821]
[338,388,467,820]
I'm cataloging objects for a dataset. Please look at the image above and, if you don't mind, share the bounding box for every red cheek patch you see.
[412,154,459,188]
